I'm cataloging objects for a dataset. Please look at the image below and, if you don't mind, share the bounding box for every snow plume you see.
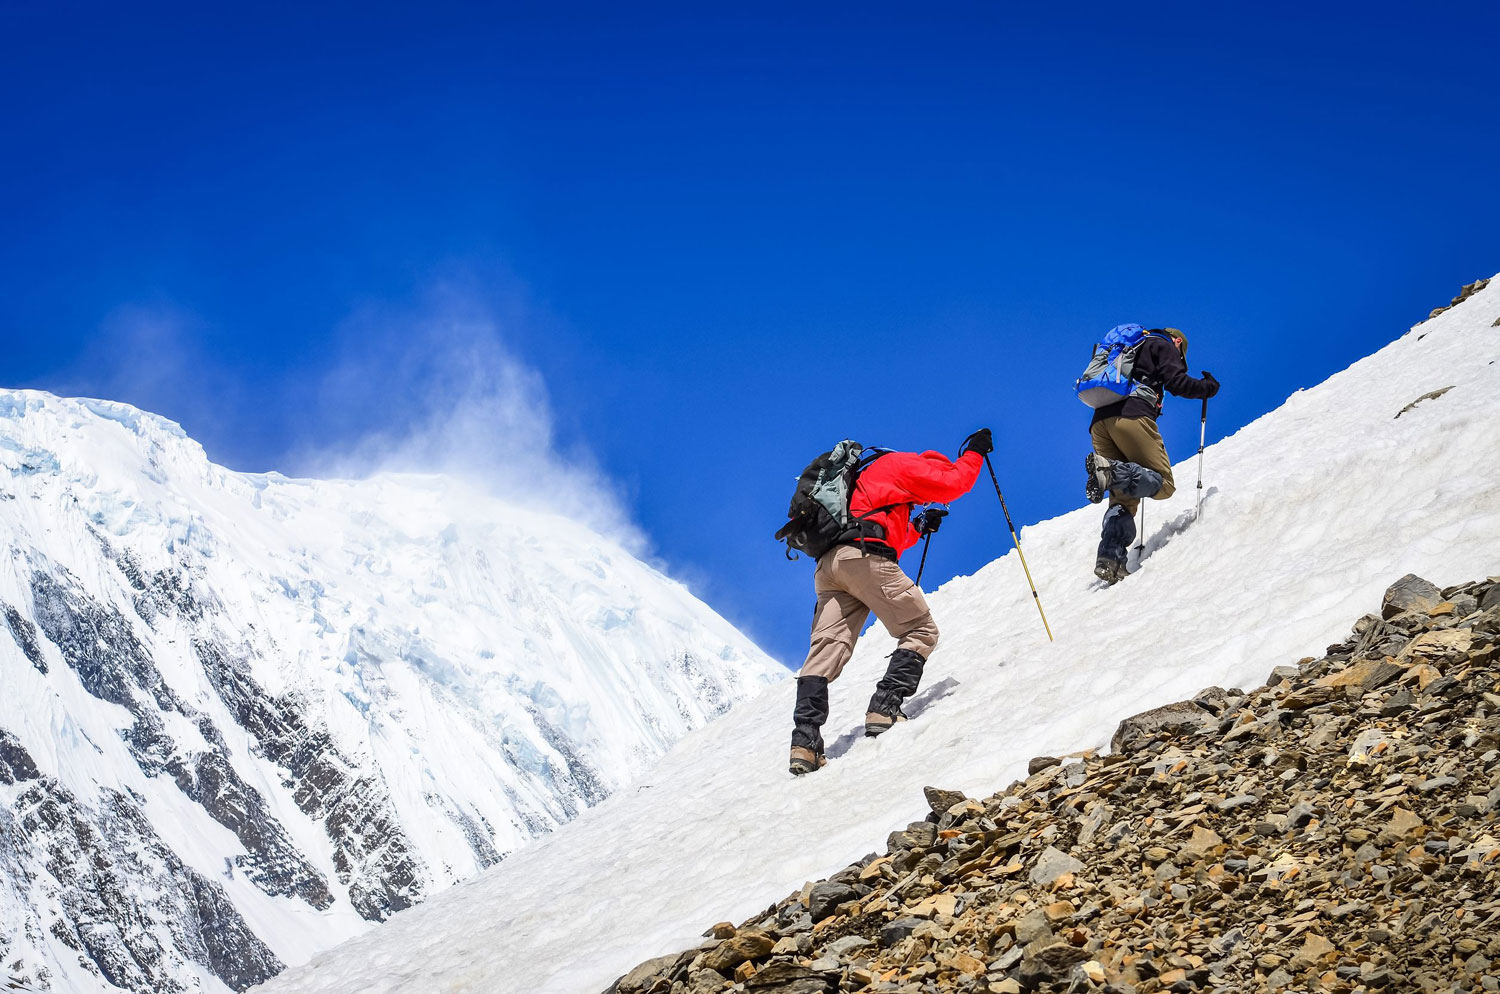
[295,285,643,549]
[47,302,247,444]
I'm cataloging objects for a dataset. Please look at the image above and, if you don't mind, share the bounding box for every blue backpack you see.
[1074,324,1168,409]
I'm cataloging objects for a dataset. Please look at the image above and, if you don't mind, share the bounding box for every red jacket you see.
[849,450,983,557]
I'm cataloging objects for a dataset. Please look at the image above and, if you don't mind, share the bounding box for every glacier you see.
[253,276,1500,994]
[0,392,783,994]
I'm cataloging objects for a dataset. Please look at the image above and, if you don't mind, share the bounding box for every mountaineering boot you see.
[1085,453,1111,504]
[865,648,926,737]
[1096,504,1136,576]
[864,708,908,737]
[789,747,828,775]
[1094,557,1127,585]
[789,675,830,774]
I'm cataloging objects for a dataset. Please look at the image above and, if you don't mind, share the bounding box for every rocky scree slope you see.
[610,574,1500,994]
[0,391,782,994]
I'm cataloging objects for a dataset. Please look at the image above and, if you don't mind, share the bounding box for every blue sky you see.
[5,2,1498,666]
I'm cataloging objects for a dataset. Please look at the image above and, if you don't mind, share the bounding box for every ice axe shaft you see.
[915,531,933,585]
[1195,397,1208,519]
[982,455,1054,641]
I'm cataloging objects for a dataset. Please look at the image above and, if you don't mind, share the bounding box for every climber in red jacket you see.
[790,428,992,775]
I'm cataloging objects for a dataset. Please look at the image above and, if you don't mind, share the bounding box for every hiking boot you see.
[1084,453,1111,504]
[1094,557,1127,585]
[864,709,908,737]
[789,747,827,775]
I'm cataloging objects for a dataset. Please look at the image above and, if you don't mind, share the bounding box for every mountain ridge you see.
[0,389,782,994]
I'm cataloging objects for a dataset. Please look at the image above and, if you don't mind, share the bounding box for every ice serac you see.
[0,391,783,994]
[250,275,1500,994]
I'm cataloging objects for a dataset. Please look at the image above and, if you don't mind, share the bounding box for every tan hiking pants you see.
[798,544,938,681]
[1091,415,1176,515]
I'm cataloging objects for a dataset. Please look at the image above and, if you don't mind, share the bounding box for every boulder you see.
[616,953,680,993]
[1382,574,1443,619]
[922,786,968,816]
[878,917,925,947]
[1111,700,1216,753]
[700,930,775,973]
[1029,846,1084,887]
[807,882,858,923]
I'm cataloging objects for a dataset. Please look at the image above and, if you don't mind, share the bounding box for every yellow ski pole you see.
[983,455,1054,641]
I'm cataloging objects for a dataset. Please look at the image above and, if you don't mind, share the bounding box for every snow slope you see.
[254,277,1500,994]
[0,393,782,994]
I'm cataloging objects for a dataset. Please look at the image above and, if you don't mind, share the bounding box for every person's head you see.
[1156,327,1188,357]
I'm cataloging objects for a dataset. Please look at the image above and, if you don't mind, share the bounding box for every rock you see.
[710,922,737,939]
[1266,665,1300,687]
[1289,933,1335,970]
[770,935,799,956]
[1278,684,1339,709]
[1179,825,1223,860]
[701,930,776,973]
[1215,794,1260,813]
[1382,574,1443,619]
[908,892,957,918]
[824,935,872,958]
[743,961,834,993]
[1028,756,1061,775]
[1318,658,1403,692]
[618,953,680,993]
[878,917,925,947]
[1380,687,1415,717]
[1014,908,1055,946]
[686,969,728,994]
[1029,846,1085,887]
[1378,806,1425,844]
[1111,701,1216,753]
[1394,386,1455,418]
[888,821,938,851]
[923,786,968,817]
[1019,941,1090,985]
[807,882,858,923]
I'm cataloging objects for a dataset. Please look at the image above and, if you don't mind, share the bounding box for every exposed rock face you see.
[1426,277,1491,320]
[611,574,1500,994]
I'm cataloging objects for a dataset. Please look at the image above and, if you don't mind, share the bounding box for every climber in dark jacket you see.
[1085,328,1218,584]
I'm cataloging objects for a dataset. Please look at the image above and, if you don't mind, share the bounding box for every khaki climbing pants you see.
[798,544,938,681]
[1091,416,1176,516]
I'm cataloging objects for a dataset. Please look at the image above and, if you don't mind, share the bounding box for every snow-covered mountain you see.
[0,392,783,994]
[252,275,1500,994]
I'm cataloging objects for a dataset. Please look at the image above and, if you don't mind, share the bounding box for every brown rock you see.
[1317,658,1403,692]
[701,930,776,973]
[1289,933,1336,971]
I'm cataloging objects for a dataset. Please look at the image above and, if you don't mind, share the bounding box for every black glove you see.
[913,507,948,535]
[960,427,993,456]
[1200,371,1220,398]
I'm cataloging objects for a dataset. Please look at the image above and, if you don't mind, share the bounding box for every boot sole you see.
[1094,560,1126,585]
[1084,454,1105,504]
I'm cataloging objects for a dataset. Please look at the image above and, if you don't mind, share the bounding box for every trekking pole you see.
[1134,503,1146,564]
[982,455,1054,642]
[915,532,933,585]
[1195,398,1209,520]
